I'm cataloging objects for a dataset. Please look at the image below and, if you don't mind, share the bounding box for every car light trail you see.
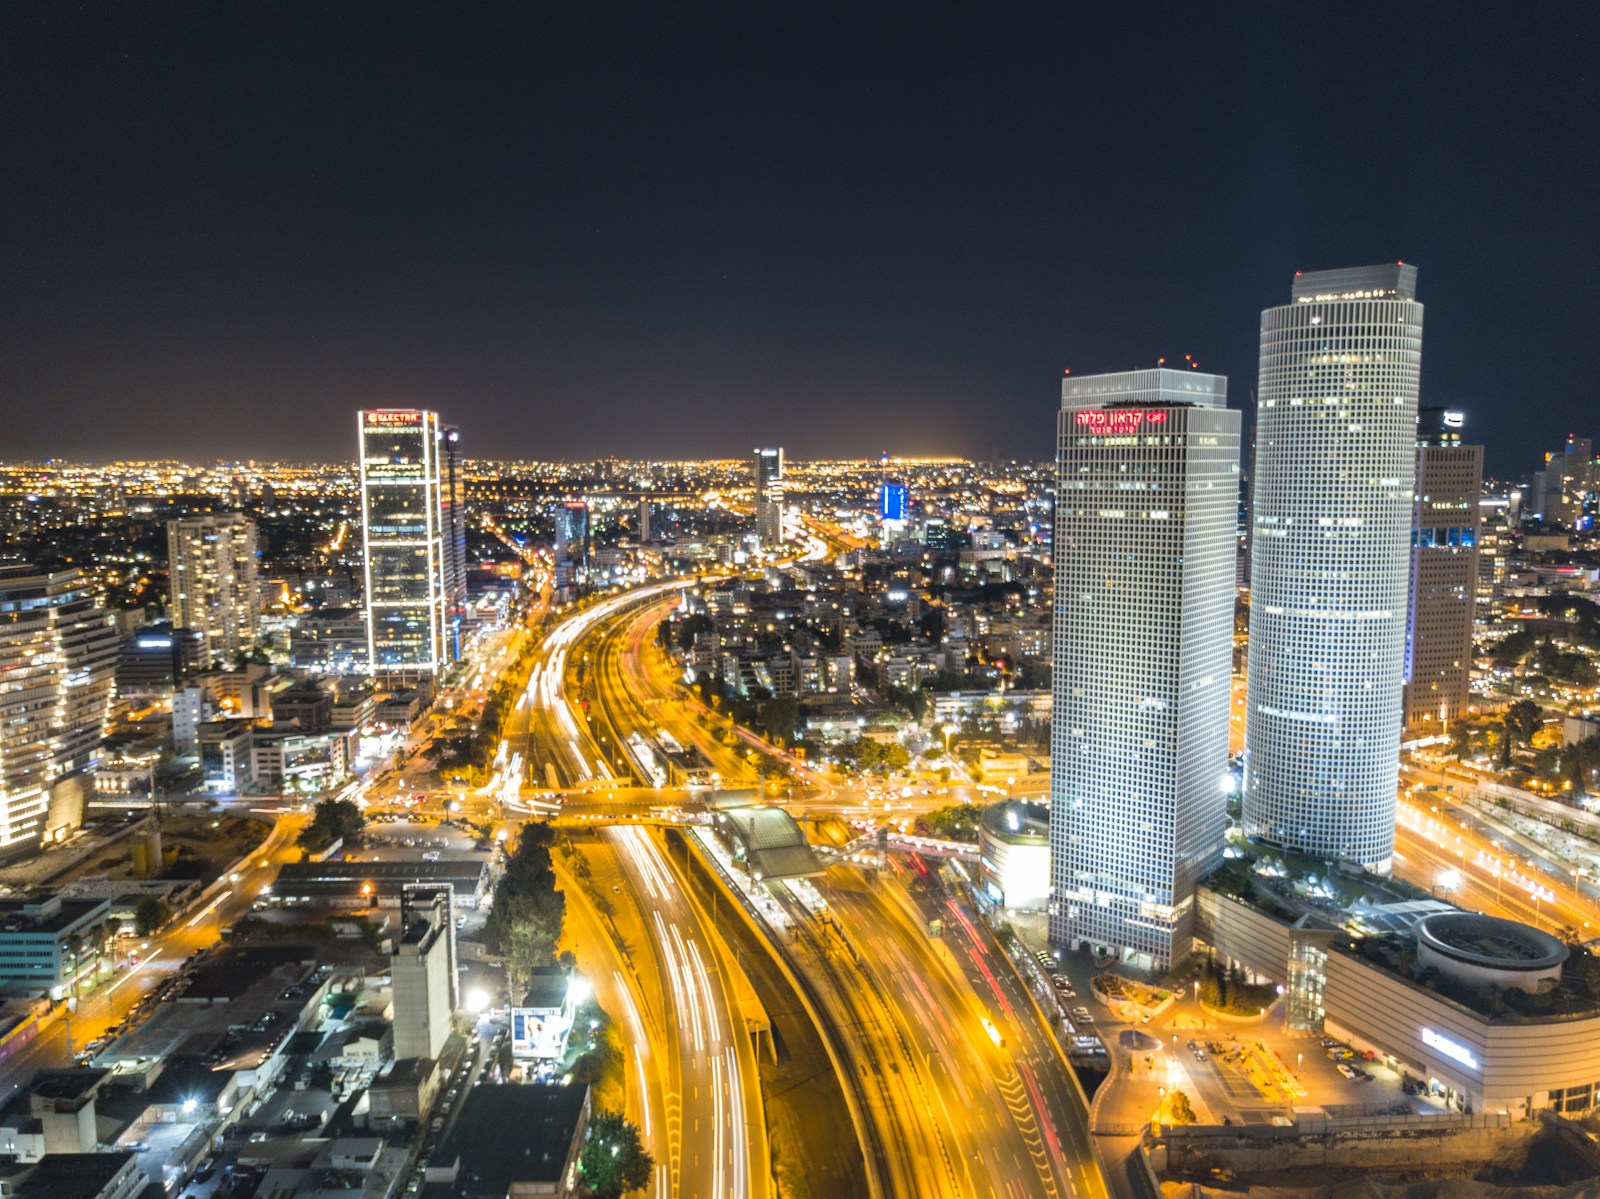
[185,889,232,928]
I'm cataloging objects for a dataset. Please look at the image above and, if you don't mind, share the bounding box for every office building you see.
[114,621,203,699]
[1405,408,1483,726]
[391,888,457,1061]
[1049,368,1239,969]
[289,606,369,675]
[0,569,118,855]
[879,480,908,523]
[0,895,113,996]
[359,409,448,680]
[638,496,652,544]
[441,426,468,660]
[1244,264,1423,872]
[166,513,259,668]
[754,447,785,548]
[552,501,589,596]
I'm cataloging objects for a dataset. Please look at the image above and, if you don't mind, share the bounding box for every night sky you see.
[4,4,1596,473]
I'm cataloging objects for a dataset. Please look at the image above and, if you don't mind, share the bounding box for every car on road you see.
[1336,1062,1358,1079]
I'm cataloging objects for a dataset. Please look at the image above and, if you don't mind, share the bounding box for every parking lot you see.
[1014,935,1436,1127]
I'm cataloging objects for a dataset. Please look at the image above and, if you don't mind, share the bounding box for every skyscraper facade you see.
[1049,369,1239,969]
[440,426,468,660]
[0,568,118,854]
[1405,408,1483,727]
[754,448,784,548]
[359,409,448,680]
[553,501,589,597]
[166,513,260,668]
[1244,264,1423,872]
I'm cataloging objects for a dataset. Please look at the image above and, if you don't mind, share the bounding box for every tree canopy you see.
[296,798,366,853]
[484,822,566,992]
[578,1111,653,1199]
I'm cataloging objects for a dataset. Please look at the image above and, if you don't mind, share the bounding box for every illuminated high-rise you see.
[1244,265,1423,872]
[553,501,589,596]
[1049,369,1239,969]
[359,409,448,680]
[754,448,784,548]
[0,568,118,854]
[441,425,468,660]
[166,512,259,668]
[1405,408,1482,727]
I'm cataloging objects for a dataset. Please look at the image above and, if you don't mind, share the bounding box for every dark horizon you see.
[4,5,1597,477]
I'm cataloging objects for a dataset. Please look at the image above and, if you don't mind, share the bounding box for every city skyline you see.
[3,7,1598,469]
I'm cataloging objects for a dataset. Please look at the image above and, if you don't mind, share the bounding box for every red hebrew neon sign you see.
[1074,409,1168,434]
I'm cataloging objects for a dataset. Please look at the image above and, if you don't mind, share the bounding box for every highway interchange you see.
[16,551,1593,1199]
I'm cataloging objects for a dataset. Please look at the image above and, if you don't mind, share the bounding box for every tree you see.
[297,798,366,853]
[1501,699,1543,767]
[1562,735,1600,795]
[134,896,172,936]
[484,823,566,989]
[1162,1089,1197,1125]
[578,1111,654,1199]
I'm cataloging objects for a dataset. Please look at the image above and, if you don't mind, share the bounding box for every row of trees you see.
[833,736,910,775]
[917,803,982,842]
[1197,955,1277,1016]
[483,823,567,993]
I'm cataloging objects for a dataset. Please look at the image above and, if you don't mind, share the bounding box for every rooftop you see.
[7,1151,136,1199]
[1337,933,1600,1023]
[1416,911,1569,970]
[521,967,569,1011]
[1290,262,1417,302]
[980,800,1047,844]
[713,806,824,880]
[429,1084,588,1192]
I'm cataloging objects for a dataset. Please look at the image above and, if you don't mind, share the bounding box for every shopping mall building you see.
[1197,884,1600,1118]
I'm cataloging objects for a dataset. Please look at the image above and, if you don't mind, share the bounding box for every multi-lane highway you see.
[510,583,767,1199]
[552,583,1109,1199]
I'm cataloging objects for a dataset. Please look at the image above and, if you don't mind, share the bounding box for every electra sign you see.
[365,410,423,426]
[1074,409,1169,434]
[1421,1027,1479,1071]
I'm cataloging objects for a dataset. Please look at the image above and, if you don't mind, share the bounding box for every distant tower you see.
[359,410,449,681]
[638,496,652,545]
[754,448,785,548]
[167,513,259,668]
[441,426,468,661]
[552,501,589,598]
[1405,408,1483,727]
[1244,265,1423,873]
[1049,369,1239,970]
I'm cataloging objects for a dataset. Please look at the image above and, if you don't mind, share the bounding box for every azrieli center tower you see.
[1243,264,1423,873]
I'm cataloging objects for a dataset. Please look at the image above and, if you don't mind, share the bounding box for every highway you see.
[565,586,1110,1198]
[813,863,1080,1199]
[511,581,767,1199]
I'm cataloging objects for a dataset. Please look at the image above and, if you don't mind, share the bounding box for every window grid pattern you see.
[1049,388,1239,970]
[1243,274,1423,871]
[359,412,448,677]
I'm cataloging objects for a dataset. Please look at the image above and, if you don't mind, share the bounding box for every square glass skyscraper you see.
[1049,369,1240,970]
